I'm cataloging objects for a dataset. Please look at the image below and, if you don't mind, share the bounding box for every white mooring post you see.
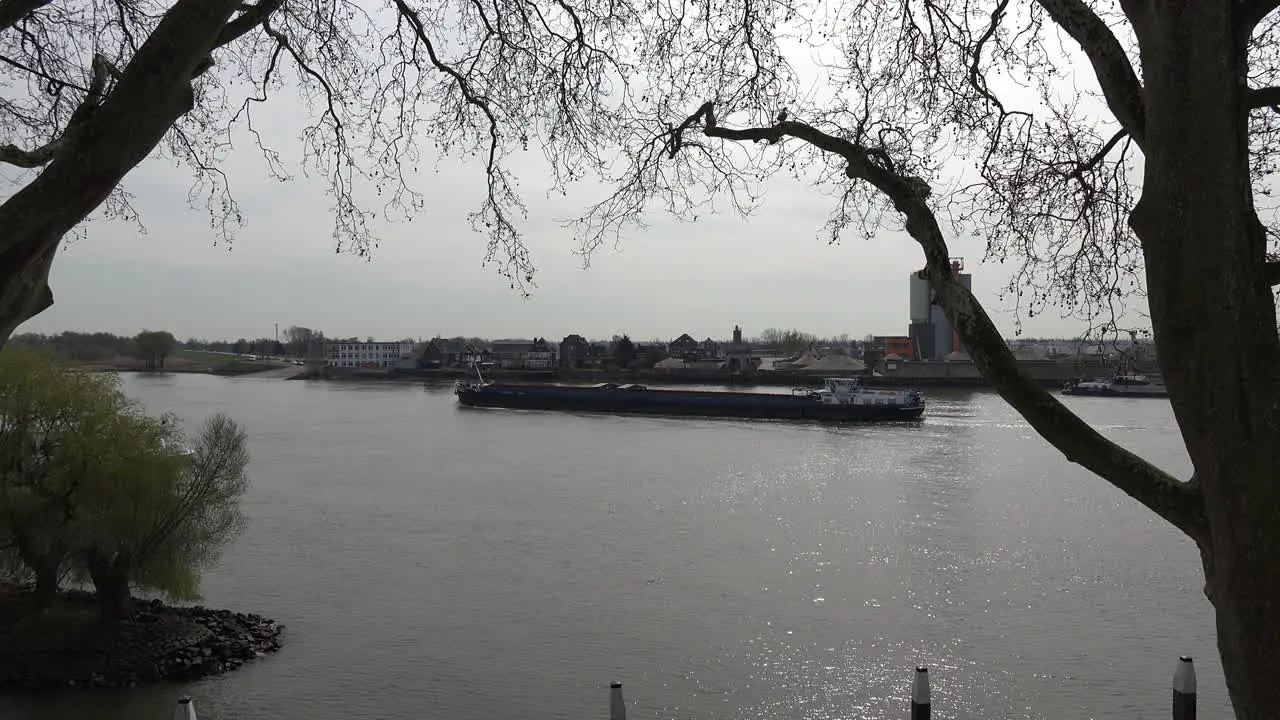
[911,666,931,720]
[173,696,198,720]
[610,682,627,720]
[1173,656,1196,720]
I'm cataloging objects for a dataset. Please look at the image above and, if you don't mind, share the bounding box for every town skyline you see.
[18,250,1145,345]
[14,324,1144,348]
[14,135,1150,345]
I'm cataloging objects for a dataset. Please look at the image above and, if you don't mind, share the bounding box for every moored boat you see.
[453,376,926,422]
[1061,374,1168,398]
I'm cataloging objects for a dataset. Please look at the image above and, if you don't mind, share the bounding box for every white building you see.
[325,340,415,369]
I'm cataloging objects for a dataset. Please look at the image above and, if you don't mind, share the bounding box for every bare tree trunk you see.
[14,533,62,610]
[86,551,132,621]
[0,244,55,346]
[31,559,59,610]
[96,573,131,621]
[1128,5,1280,718]
[1204,551,1280,720]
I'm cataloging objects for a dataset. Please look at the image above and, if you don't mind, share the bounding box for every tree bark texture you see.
[1127,4,1280,718]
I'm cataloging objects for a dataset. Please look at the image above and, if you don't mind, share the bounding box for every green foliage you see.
[10,331,137,362]
[0,346,131,603]
[75,411,249,606]
[133,330,176,370]
[0,346,250,616]
[7,331,317,364]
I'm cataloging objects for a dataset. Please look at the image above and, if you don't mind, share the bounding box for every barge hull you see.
[455,384,925,422]
[1063,388,1168,398]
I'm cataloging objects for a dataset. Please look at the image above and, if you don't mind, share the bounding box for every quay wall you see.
[330,358,1145,389]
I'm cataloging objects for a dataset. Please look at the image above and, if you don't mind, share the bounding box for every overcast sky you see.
[13,33,1138,344]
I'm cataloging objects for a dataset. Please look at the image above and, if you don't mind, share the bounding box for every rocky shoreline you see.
[0,588,285,691]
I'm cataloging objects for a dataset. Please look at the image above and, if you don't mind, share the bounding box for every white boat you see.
[1062,374,1168,398]
[162,438,196,456]
[791,377,926,409]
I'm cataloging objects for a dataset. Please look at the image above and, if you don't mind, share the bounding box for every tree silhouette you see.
[0,0,626,341]
[568,2,1278,716]
[612,335,636,368]
[133,331,176,371]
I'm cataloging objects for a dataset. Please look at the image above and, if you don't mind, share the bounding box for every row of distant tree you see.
[182,326,342,358]
[9,326,830,364]
[10,325,333,364]
[12,330,180,368]
[9,326,1131,368]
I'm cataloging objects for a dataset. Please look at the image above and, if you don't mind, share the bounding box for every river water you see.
[0,374,1225,720]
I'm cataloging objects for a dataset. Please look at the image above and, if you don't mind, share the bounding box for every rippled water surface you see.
[0,374,1223,720]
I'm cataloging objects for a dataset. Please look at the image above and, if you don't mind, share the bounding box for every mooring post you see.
[173,696,197,720]
[610,681,626,720]
[911,666,931,720]
[1173,656,1196,720]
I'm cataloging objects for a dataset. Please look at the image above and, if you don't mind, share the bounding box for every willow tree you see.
[76,412,249,619]
[133,330,176,370]
[0,345,128,607]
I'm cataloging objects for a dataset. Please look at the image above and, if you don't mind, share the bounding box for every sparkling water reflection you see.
[0,376,1223,720]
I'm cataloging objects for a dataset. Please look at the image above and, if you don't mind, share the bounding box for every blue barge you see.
[454,376,926,422]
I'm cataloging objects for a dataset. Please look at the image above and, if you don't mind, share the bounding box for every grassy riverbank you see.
[76,351,300,377]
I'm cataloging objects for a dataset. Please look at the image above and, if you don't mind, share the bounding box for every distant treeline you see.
[11,331,138,362]
[9,327,1129,365]
[12,327,321,361]
[183,337,289,356]
[12,330,181,369]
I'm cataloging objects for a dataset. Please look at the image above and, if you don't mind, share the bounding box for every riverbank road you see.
[236,365,305,380]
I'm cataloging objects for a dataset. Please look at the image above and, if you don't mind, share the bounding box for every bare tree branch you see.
[0,0,50,35]
[1034,0,1146,146]
[664,102,1207,542]
[1241,0,1280,35]
[212,0,284,50]
[0,0,243,340]
[0,137,61,167]
[1075,129,1128,177]
[0,53,112,168]
[1251,85,1280,109]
